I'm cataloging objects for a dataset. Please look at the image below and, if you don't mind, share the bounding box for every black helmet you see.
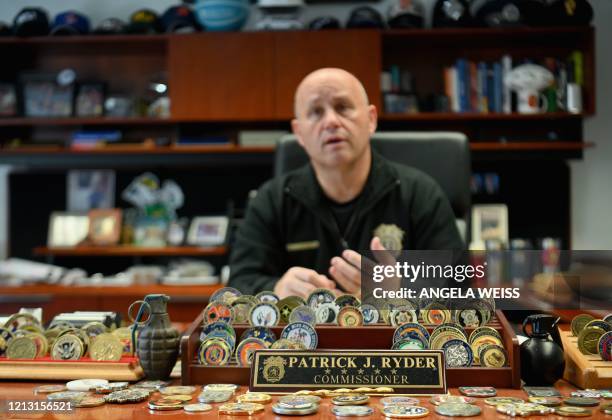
[546,0,592,26]
[309,16,341,30]
[432,0,473,27]
[388,0,425,28]
[346,6,385,29]
[13,7,50,37]
[471,0,526,27]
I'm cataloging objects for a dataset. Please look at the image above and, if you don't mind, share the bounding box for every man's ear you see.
[291,119,305,148]
[367,104,378,135]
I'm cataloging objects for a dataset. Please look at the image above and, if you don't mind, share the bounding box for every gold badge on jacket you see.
[373,224,404,257]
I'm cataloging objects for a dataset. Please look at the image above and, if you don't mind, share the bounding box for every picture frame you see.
[21,74,74,118]
[134,216,168,248]
[0,83,18,117]
[88,208,122,245]
[471,204,509,245]
[75,83,105,117]
[47,212,90,247]
[67,170,115,212]
[187,216,229,246]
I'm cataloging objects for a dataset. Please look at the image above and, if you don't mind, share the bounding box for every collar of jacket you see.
[283,149,401,236]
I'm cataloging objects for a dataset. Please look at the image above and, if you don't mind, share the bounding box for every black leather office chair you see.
[274,132,471,242]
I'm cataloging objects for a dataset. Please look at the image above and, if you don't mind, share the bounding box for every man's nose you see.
[322,108,341,129]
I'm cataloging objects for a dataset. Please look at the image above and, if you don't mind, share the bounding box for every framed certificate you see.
[187,216,229,246]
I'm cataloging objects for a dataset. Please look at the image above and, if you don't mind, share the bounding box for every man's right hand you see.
[274,267,339,299]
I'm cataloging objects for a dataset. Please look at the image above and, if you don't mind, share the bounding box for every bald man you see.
[228,68,463,299]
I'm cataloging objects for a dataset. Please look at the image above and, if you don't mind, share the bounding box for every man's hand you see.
[274,267,339,299]
[329,237,399,295]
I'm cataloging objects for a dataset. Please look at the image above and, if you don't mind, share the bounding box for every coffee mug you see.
[517,90,548,114]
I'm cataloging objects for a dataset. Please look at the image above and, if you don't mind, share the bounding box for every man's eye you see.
[336,103,349,113]
[310,108,323,118]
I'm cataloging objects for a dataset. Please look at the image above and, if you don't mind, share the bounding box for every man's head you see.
[291,68,377,170]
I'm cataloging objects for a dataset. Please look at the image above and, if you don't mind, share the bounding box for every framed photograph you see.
[22,75,74,117]
[75,83,105,117]
[187,216,229,246]
[471,204,509,245]
[0,83,18,117]
[88,208,122,245]
[47,212,89,247]
[67,170,115,212]
[134,217,168,247]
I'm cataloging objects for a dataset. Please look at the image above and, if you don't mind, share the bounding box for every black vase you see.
[520,314,565,385]
[136,294,180,380]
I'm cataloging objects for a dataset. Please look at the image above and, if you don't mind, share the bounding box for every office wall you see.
[0,0,610,258]
[571,0,612,250]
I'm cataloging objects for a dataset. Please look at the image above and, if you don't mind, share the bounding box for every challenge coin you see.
[237,393,272,404]
[383,405,429,418]
[360,304,380,325]
[249,302,280,327]
[331,405,374,417]
[380,396,419,406]
[289,305,317,326]
[338,307,364,327]
[430,395,475,406]
[184,403,212,412]
[435,402,481,417]
[218,402,265,415]
[331,394,369,406]
[236,337,268,366]
[598,331,612,361]
[159,385,197,395]
[281,322,318,350]
[458,386,496,397]
[442,339,473,367]
[555,406,592,417]
[66,378,108,391]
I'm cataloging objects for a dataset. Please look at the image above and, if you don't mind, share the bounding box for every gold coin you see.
[479,344,508,367]
[578,326,604,355]
[26,332,49,357]
[112,326,135,355]
[159,386,197,395]
[90,333,123,361]
[158,395,193,402]
[218,402,265,415]
[51,334,83,360]
[6,336,37,359]
[237,392,272,404]
[74,396,106,408]
[571,314,595,337]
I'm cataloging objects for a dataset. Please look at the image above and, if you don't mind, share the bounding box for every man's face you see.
[292,71,377,169]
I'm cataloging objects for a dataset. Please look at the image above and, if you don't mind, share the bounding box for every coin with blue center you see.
[281,322,318,350]
[331,405,374,417]
[289,305,317,326]
[393,322,430,344]
[442,339,473,367]
[360,304,379,325]
[598,331,612,361]
[240,326,277,346]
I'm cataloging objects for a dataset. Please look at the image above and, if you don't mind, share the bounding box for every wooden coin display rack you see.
[0,355,144,381]
[181,309,520,389]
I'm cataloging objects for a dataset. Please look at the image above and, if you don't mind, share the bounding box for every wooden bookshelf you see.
[33,245,227,257]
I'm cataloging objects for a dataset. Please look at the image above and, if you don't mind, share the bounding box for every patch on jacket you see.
[373,224,405,257]
[286,240,320,252]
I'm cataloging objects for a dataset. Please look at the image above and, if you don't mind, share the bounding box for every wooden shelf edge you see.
[0,143,590,156]
[0,284,222,297]
[33,245,228,257]
[470,142,594,151]
[0,112,586,126]
[0,145,275,155]
[0,27,592,46]
[380,112,584,121]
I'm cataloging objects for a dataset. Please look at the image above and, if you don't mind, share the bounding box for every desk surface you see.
[0,381,609,419]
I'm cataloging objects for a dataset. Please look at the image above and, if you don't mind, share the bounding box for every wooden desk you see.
[0,381,608,419]
[0,284,221,322]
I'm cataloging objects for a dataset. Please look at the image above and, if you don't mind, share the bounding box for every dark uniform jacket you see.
[228,150,464,295]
